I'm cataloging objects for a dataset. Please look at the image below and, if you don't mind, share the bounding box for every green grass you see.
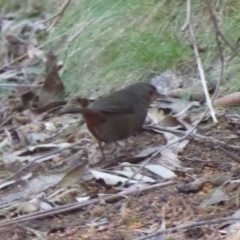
[0,0,54,18]
[0,0,30,11]
[48,0,192,97]
[3,0,240,98]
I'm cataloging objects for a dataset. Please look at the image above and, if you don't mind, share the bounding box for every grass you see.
[48,0,192,97]
[0,0,55,18]
[2,0,240,97]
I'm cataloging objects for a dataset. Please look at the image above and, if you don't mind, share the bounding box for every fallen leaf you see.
[114,170,155,183]
[144,164,176,179]
[135,147,159,158]
[90,170,138,185]
[163,132,190,153]
[158,149,183,169]
[158,115,182,128]
[76,197,91,202]
[38,52,65,109]
[58,159,88,188]
[13,129,30,147]
[223,209,240,236]
[200,188,229,208]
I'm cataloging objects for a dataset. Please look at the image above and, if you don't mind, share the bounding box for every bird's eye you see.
[149,87,157,95]
[149,90,154,95]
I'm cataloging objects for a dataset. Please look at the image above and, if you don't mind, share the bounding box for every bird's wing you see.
[91,98,135,114]
[98,108,134,114]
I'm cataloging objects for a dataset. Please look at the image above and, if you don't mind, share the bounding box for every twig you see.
[35,0,71,32]
[47,0,71,32]
[147,124,240,150]
[187,0,217,123]
[0,83,41,88]
[0,181,174,228]
[220,147,240,164]
[181,0,191,31]
[205,0,224,101]
[134,216,240,240]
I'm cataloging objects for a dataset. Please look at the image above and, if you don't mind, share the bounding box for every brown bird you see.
[61,82,160,159]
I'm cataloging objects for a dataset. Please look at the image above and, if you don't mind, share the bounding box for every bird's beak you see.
[152,90,166,102]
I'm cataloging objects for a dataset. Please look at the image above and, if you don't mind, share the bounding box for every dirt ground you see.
[0,116,239,240]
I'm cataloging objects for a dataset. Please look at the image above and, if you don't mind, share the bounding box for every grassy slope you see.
[48,0,192,97]
[0,0,55,18]
[1,0,240,97]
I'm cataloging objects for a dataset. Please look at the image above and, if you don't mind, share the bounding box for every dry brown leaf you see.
[159,115,182,127]
[20,90,39,108]
[57,159,88,188]
[38,52,66,109]
[13,129,30,148]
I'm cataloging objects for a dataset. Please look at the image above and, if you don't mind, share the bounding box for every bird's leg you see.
[98,141,106,161]
[114,141,132,159]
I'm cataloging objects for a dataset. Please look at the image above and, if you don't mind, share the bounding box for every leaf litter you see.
[0,6,239,240]
[0,62,239,239]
